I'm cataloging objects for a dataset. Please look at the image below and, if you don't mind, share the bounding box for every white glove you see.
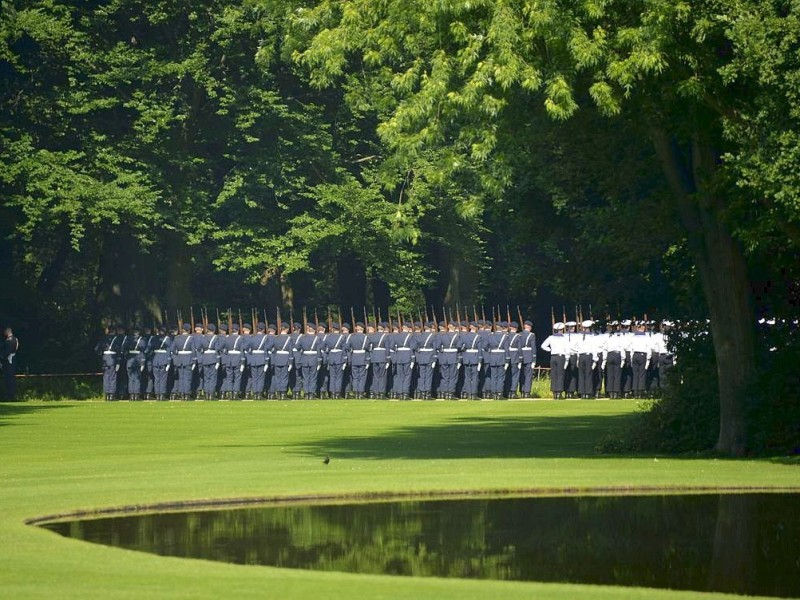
[504,363,509,371]
[431,361,436,368]
[240,364,245,372]
[456,363,461,370]
[385,363,390,370]
[645,362,650,370]
[166,364,170,372]
[531,363,535,370]
[518,362,522,369]
[316,364,321,371]
[592,361,597,370]
[288,365,293,372]
[140,365,145,372]
[601,362,607,371]
[191,363,196,371]
[115,365,119,372]
[216,362,220,370]
[342,363,347,371]
[264,364,269,372]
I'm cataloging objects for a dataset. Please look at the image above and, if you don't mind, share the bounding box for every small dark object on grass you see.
[323,455,330,465]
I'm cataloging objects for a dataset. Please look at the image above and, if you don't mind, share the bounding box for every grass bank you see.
[1,399,797,599]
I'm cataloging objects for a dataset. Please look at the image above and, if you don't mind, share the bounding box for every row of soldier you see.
[541,318,677,399]
[96,318,539,401]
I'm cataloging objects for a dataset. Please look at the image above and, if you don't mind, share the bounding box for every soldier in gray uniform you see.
[124,325,148,400]
[190,322,206,398]
[367,322,391,398]
[435,321,461,399]
[391,322,417,399]
[505,321,522,398]
[246,323,271,399]
[222,323,246,399]
[199,323,223,399]
[150,326,172,400]
[323,322,347,398]
[96,324,124,400]
[295,323,323,399]
[459,321,484,399]
[270,322,293,399]
[518,320,537,398]
[413,322,437,399]
[486,323,510,400]
[170,323,196,400]
[345,322,369,398]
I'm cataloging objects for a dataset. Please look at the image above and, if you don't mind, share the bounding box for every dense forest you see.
[1,1,798,454]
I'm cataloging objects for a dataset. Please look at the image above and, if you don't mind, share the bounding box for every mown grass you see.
[1,398,797,599]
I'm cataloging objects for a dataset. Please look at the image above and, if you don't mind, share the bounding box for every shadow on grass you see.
[291,413,640,460]
[0,401,72,426]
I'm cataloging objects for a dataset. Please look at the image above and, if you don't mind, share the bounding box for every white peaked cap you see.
[581,319,594,328]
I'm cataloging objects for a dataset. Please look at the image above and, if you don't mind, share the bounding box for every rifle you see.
[190,306,195,331]
[364,306,369,330]
[350,306,356,331]
[238,308,243,332]
[481,304,486,326]
[417,307,424,331]
[562,306,567,325]
[551,306,556,327]
[314,307,320,332]
[491,305,497,332]
[327,307,332,332]
[373,305,378,330]
[517,305,524,329]
[456,304,462,329]
[423,305,430,327]
[431,305,438,330]
[289,306,295,332]
[589,303,594,322]
[473,304,478,324]
[177,309,184,333]
[337,308,343,331]
[303,306,308,333]
[263,307,268,329]
[397,307,402,330]
[506,304,512,326]
[228,307,233,334]
[276,307,282,332]
[252,307,258,330]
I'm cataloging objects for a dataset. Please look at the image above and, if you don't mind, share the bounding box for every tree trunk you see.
[652,129,756,456]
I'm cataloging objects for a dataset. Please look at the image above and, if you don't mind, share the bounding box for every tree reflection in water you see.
[44,494,800,597]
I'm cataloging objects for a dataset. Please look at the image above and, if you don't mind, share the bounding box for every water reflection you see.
[43,493,800,597]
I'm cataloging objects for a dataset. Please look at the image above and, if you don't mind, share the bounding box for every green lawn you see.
[1,399,797,599]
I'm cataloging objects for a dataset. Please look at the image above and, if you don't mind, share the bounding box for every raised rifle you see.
[473,304,479,324]
[456,303,462,329]
[228,307,233,334]
[177,309,184,333]
[364,306,369,330]
[517,305,524,329]
[303,306,308,334]
[327,307,332,332]
[190,306,195,331]
[373,305,378,330]
[314,307,320,332]
[289,306,295,332]
[397,307,402,330]
[216,308,221,330]
[562,306,567,325]
[203,306,209,331]
[481,304,486,326]
[492,305,497,332]
[337,308,343,331]
[350,306,356,332]
[276,307,282,332]
[506,304,512,326]
[551,306,556,327]
[252,307,258,330]
[238,308,243,332]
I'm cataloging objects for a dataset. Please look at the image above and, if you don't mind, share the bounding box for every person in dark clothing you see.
[1,328,20,401]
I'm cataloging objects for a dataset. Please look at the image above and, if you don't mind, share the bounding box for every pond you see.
[41,493,800,597]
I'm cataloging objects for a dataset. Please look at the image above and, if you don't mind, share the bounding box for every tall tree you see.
[288,0,799,454]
